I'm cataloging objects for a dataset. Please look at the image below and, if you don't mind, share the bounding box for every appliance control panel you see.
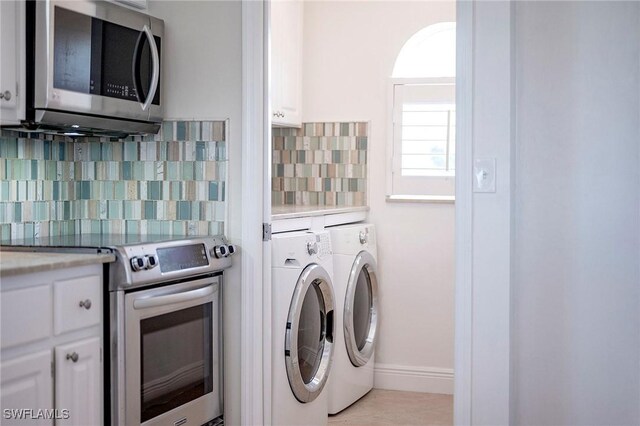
[317,233,331,256]
[110,236,236,290]
[309,231,331,260]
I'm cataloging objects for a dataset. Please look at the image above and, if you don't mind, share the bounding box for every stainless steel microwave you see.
[25,0,164,135]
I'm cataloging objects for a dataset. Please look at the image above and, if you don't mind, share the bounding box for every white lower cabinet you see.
[55,338,101,426]
[0,351,53,426]
[0,264,104,426]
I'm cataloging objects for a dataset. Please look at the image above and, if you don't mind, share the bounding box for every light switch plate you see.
[473,158,496,193]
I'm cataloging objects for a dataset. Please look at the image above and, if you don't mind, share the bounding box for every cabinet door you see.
[55,338,101,426]
[110,0,148,10]
[271,0,303,127]
[0,351,54,426]
[0,0,25,125]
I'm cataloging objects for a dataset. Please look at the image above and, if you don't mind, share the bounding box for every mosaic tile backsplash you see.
[0,120,227,240]
[272,122,368,207]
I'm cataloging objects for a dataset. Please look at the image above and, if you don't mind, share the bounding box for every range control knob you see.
[359,231,368,245]
[307,241,318,255]
[130,256,147,272]
[145,254,158,269]
[227,244,237,256]
[212,245,229,259]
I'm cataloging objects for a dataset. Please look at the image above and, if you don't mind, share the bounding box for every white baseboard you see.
[373,363,454,395]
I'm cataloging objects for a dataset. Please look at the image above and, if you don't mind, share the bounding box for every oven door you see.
[124,277,221,426]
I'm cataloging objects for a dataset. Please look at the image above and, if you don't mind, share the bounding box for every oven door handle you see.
[133,284,215,310]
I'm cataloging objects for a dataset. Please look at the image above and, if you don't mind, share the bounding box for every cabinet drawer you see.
[1,285,51,349]
[53,275,101,335]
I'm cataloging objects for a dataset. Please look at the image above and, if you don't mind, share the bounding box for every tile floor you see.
[328,389,453,426]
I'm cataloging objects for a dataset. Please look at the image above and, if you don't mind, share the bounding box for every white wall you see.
[511,2,640,424]
[302,1,456,393]
[147,2,243,424]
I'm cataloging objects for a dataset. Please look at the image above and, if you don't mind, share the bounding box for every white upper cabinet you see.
[110,0,148,11]
[271,0,303,128]
[0,0,26,126]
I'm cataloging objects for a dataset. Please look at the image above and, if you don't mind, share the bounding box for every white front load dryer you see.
[326,223,379,415]
[271,230,335,425]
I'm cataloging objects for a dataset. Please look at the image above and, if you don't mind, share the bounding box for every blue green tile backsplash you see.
[272,122,368,207]
[0,120,227,240]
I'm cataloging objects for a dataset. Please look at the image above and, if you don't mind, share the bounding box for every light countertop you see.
[271,205,369,220]
[0,251,115,277]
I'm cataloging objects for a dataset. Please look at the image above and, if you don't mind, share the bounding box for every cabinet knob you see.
[79,299,92,310]
[66,352,79,363]
[0,90,11,101]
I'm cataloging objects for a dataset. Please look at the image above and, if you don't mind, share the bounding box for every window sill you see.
[386,195,455,204]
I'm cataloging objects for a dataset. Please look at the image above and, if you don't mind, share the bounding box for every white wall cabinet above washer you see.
[271,0,303,128]
[0,0,26,126]
[110,0,148,11]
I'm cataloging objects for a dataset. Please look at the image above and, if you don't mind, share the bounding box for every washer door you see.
[285,263,335,403]
[344,251,379,367]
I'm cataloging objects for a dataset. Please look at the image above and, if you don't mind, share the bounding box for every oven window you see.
[140,304,213,422]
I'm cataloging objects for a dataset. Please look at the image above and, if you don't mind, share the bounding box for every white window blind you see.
[401,103,455,176]
[388,22,456,199]
[391,80,455,196]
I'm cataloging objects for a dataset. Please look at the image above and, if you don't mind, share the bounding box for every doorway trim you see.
[241,1,269,425]
[241,0,513,425]
[454,0,473,424]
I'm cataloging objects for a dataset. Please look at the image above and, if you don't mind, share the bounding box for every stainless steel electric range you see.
[3,234,236,426]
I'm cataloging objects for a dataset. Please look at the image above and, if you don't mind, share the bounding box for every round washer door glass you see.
[353,267,374,351]
[297,283,325,383]
[285,264,335,403]
[344,251,379,367]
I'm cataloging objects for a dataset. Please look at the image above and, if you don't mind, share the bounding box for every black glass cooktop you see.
[1,234,205,250]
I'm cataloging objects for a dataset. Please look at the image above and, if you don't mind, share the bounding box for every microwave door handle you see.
[131,25,160,111]
[142,25,160,112]
[132,29,147,105]
[133,285,215,310]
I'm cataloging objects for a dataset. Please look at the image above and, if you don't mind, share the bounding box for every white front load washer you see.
[326,223,379,415]
[271,230,335,425]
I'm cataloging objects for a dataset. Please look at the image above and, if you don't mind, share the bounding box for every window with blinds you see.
[390,80,455,196]
[388,22,455,199]
[401,103,455,176]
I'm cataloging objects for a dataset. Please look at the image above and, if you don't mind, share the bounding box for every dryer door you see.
[344,251,379,367]
[285,263,335,403]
